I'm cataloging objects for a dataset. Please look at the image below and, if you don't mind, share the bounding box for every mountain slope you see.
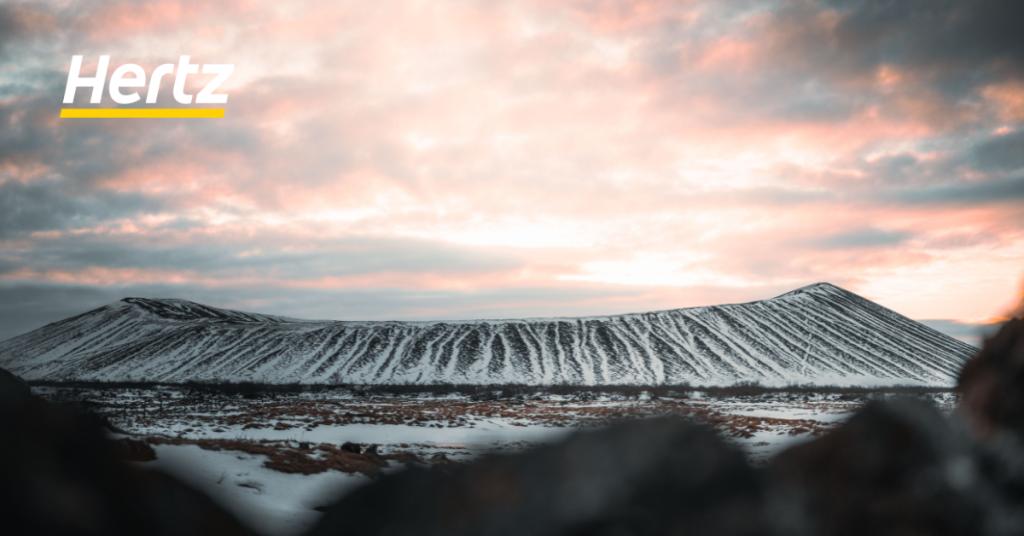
[0,284,975,385]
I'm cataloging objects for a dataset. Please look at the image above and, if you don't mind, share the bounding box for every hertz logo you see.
[61,56,233,118]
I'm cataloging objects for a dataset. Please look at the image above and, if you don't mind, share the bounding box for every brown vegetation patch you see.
[72,392,855,449]
[48,379,876,437]
[144,437,430,476]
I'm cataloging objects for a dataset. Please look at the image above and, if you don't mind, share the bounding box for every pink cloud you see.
[3,0,1022,327]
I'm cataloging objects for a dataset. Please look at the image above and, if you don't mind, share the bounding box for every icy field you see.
[37,386,958,536]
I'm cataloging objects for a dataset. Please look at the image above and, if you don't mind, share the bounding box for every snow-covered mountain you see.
[0,283,974,386]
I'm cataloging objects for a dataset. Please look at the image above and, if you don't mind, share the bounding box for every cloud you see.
[0,6,25,56]
[0,233,530,282]
[751,0,1024,129]
[810,227,913,249]
[917,319,1000,347]
[825,0,1024,75]
[0,5,56,60]
[0,280,712,343]
[972,129,1024,171]
[888,176,1024,204]
[0,0,1021,340]
[0,283,119,342]
[0,179,159,238]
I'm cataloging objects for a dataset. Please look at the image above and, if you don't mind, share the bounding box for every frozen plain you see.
[39,386,959,536]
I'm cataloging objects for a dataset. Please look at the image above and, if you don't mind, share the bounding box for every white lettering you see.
[195,64,234,104]
[146,64,175,104]
[108,64,146,104]
[63,55,110,104]
[173,55,199,104]
[63,56,234,111]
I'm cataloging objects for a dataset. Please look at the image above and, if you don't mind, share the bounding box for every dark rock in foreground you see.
[0,365,32,406]
[0,367,253,536]
[309,418,807,536]
[958,317,1024,441]
[108,437,158,462]
[771,398,1024,536]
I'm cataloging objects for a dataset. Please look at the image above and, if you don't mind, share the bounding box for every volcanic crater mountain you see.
[0,283,974,385]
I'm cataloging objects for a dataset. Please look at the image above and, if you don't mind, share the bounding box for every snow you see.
[721,407,852,423]
[224,421,579,448]
[139,444,373,536]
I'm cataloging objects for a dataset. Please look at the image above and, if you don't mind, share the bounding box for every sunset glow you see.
[1,0,1022,341]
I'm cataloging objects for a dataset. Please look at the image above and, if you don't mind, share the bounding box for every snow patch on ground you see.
[140,444,373,536]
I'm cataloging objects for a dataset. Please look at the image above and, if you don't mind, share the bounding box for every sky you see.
[1,0,1023,343]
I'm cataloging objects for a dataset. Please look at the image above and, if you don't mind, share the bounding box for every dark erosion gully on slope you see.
[0,318,1023,536]
[0,282,974,385]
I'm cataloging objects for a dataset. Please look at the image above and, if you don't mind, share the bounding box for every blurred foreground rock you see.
[0,367,254,536]
[108,437,158,462]
[771,398,1024,536]
[0,365,32,405]
[958,318,1024,441]
[309,418,808,536]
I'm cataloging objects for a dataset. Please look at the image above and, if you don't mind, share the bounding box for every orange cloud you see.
[982,81,1024,122]
[2,0,1022,328]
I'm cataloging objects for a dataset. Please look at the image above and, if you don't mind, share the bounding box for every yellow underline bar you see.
[60,108,225,118]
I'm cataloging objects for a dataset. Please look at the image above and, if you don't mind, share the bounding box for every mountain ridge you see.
[0,283,975,386]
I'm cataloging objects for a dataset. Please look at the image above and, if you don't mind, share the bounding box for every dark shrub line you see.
[27,379,953,399]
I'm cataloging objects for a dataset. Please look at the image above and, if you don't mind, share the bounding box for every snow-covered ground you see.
[40,387,958,536]
[146,443,371,535]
